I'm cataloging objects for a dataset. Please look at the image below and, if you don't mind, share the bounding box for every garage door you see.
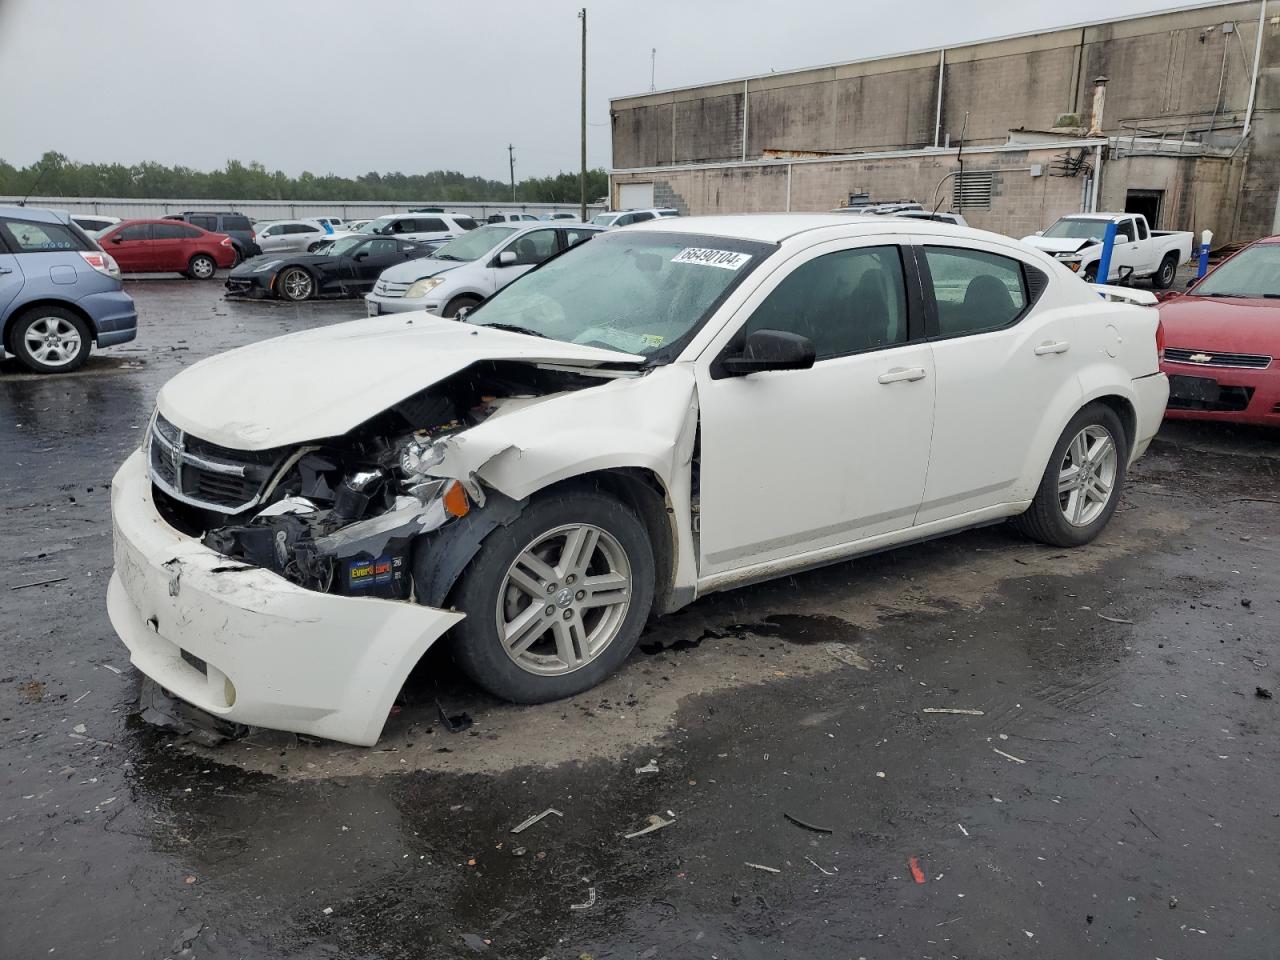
[619,182,655,210]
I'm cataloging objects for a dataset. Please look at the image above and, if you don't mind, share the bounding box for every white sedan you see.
[107,215,1168,745]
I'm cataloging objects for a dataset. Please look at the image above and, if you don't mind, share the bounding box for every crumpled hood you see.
[157,315,644,451]
[230,253,333,276]
[378,256,464,284]
[1020,236,1093,256]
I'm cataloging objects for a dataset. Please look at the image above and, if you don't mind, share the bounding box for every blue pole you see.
[1094,220,1117,285]
[1197,241,1211,278]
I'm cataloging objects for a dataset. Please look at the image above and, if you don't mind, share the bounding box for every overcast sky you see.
[0,0,1202,182]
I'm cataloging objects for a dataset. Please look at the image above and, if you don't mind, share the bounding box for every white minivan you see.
[365,221,601,317]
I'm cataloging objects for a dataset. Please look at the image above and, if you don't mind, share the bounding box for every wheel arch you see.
[4,297,97,350]
[271,262,317,297]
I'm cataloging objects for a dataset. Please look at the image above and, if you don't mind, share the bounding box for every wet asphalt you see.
[1,275,1278,960]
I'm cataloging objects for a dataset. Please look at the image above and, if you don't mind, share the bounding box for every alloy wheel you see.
[191,256,215,279]
[280,269,312,300]
[1058,425,1119,526]
[23,316,82,368]
[496,523,633,676]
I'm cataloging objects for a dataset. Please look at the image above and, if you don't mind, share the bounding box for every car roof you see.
[0,205,73,224]
[620,212,1025,249]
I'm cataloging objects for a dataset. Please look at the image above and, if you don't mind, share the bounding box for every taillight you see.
[220,236,233,247]
[1155,318,1165,361]
[79,250,121,280]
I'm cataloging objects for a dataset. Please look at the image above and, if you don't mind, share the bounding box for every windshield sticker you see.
[640,333,665,347]
[671,247,752,270]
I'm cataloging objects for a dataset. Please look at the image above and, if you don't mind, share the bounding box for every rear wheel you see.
[1153,253,1178,290]
[442,489,655,702]
[443,294,482,318]
[186,253,217,280]
[1013,403,1128,547]
[11,307,91,373]
[276,267,314,301]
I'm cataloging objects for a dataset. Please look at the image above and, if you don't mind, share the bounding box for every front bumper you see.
[364,292,441,316]
[107,449,464,746]
[1161,360,1280,426]
[224,273,272,298]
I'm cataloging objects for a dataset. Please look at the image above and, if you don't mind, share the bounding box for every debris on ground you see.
[72,723,86,734]
[824,642,871,670]
[784,812,833,833]
[1256,686,1273,700]
[922,707,985,716]
[569,886,597,910]
[321,906,333,915]
[17,680,45,703]
[744,861,780,874]
[101,663,123,675]
[1097,613,1135,624]
[11,575,68,591]
[511,846,526,857]
[805,856,837,876]
[510,808,563,834]
[437,701,474,733]
[624,814,676,839]
[909,857,926,884]
[993,748,1027,764]
[957,823,969,837]
[173,923,204,953]
[635,759,659,774]
[460,932,490,951]
[137,677,245,746]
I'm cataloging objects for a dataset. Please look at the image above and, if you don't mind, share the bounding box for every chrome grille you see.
[1165,347,1272,369]
[148,413,282,514]
[373,278,411,298]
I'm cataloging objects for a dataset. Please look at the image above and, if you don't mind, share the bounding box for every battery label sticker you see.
[348,557,395,589]
[671,247,752,270]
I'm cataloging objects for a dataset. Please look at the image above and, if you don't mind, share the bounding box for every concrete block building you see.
[608,1,1278,243]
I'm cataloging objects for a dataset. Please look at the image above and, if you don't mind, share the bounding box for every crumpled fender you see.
[426,363,701,606]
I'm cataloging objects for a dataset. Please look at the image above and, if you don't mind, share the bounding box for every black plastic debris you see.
[1257,686,1273,700]
[138,677,245,746]
[437,700,474,733]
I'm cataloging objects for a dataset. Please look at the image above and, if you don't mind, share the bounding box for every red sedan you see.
[1158,236,1280,426]
[97,219,237,279]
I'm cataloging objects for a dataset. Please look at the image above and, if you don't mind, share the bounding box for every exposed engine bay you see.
[150,360,614,602]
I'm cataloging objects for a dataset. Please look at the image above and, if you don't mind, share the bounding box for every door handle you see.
[1034,340,1070,355]
[0,267,11,275]
[877,366,927,384]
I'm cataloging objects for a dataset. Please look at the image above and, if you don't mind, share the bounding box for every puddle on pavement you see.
[176,504,1188,781]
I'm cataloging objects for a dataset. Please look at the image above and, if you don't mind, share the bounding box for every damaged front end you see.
[147,360,608,604]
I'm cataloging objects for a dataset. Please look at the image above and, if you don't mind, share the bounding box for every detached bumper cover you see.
[1130,372,1169,462]
[107,449,464,746]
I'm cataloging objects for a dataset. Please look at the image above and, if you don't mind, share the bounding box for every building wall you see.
[611,1,1276,241]
[614,145,1234,240]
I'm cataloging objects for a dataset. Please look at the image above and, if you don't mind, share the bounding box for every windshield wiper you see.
[432,253,463,261]
[1196,292,1258,298]
[478,322,549,339]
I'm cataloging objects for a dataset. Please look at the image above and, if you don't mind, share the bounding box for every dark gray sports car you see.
[225,235,436,301]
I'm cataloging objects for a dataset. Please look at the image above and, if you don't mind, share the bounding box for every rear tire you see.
[442,294,482,319]
[276,266,314,301]
[10,307,91,373]
[1013,402,1128,547]
[186,253,217,280]
[441,489,655,703]
[1153,253,1178,290]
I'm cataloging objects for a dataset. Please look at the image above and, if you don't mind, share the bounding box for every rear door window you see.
[189,215,218,230]
[0,219,93,252]
[922,246,1029,337]
[117,223,152,241]
[561,228,597,248]
[154,223,201,240]
[453,217,478,231]
[222,215,252,231]
[416,218,448,232]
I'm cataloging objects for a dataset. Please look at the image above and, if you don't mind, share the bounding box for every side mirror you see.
[454,306,473,321]
[497,250,518,266]
[109,235,123,243]
[719,329,815,377]
[1117,265,1135,285]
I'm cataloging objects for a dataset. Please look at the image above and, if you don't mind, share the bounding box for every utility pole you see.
[579,8,587,222]
[507,144,516,202]
[650,48,656,91]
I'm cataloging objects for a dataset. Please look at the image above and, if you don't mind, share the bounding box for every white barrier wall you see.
[1,197,607,221]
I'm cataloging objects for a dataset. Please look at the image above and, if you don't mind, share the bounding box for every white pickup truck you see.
[1021,213,1193,289]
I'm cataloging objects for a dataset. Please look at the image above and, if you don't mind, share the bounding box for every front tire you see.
[442,489,655,703]
[10,307,91,373]
[443,294,482,319]
[1153,253,1178,290]
[276,267,314,301]
[187,253,217,280]
[1013,402,1128,547]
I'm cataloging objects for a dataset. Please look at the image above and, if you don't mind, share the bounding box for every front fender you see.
[427,363,701,604]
